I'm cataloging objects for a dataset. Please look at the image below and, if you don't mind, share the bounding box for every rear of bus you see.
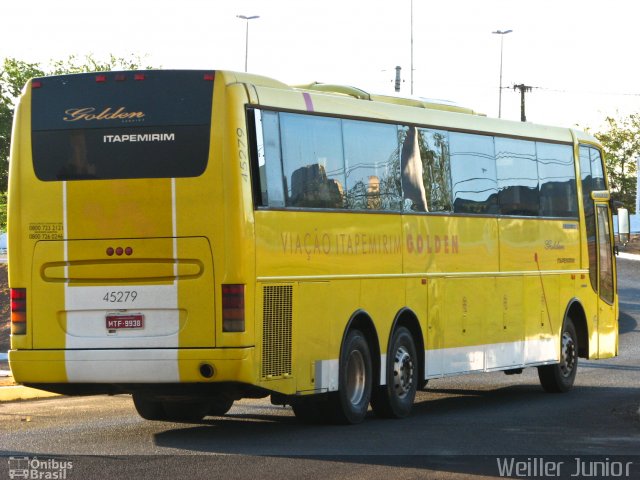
[8,70,257,407]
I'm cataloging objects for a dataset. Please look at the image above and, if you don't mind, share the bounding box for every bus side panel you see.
[492,276,525,369]
[405,216,503,376]
[523,276,556,363]
[255,210,402,394]
[500,217,581,364]
[293,281,332,393]
[443,276,495,374]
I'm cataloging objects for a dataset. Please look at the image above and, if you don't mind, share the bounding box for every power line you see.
[536,86,640,97]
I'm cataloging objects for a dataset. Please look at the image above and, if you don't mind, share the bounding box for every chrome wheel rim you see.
[346,350,366,405]
[559,331,576,377]
[393,346,414,398]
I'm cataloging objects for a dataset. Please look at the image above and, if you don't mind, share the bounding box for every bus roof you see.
[78,69,595,147]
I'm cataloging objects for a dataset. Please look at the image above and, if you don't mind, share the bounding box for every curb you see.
[0,385,60,402]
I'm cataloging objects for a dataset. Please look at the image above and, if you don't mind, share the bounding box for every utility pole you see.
[513,84,533,122]
[394,66,402,92]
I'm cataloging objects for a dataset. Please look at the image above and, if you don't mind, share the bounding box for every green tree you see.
[0,59,45,196]
[591,115,639,213]
[0,54,153,198]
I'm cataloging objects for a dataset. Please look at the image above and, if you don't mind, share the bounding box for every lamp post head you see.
[237,15,260,20]
[492,29,513,35]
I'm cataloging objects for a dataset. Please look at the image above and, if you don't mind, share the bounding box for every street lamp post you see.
[492,29,512,118]
[410,0,414,95]
[237,15,260,72]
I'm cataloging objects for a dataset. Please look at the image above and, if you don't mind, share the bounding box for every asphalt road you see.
[1,258,639,479]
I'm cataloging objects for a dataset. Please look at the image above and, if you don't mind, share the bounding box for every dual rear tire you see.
[292,326,419,424]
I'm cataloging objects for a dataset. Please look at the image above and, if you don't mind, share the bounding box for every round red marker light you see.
[125,247,133,256]
[106,247,114,256]
[116,247,124,256]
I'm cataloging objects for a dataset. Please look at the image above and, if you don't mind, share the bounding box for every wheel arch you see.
[341,309,382,387]
[564,298,589,358]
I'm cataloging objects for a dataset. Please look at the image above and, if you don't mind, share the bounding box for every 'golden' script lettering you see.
[63,107,145,122]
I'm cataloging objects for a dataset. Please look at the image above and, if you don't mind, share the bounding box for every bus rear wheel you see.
[326,329,373,424]
[371,326,418,418]
[538,318,578,393]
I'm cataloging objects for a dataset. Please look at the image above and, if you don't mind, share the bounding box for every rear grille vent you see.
[261,285,293,379]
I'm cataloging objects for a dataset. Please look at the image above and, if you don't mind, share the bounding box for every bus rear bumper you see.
[9,348,255,385]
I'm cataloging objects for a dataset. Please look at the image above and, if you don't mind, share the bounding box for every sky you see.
[2,0,640,129]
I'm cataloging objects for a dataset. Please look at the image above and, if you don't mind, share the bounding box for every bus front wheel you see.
[538,318,578,393]
[371,326,418,418]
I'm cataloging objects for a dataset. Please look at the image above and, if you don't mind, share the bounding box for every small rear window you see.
[31,70,214,181]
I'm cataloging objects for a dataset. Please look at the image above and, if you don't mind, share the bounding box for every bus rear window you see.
[31,70,213,181]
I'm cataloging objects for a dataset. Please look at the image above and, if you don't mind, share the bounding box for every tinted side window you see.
[579,145,605,194]
[343,120,401,211]
[579,145,605,292]
[537,143,577,217]
[418,128,452,212]
[590,148,606,190]
[449,132,498,214]
[495,137,539,216]
[280,113,345,208]
[256,110,285,207]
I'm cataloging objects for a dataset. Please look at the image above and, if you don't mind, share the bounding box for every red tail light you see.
[10,288,27,335]
[222,284,245,332]
[134,73,146,81]
[95,74,107,83]
[32,80,42,89]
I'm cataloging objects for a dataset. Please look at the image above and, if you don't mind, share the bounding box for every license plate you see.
[106,313,145,330]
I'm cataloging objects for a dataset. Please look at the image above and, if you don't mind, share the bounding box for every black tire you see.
[327,329,373,424]
[538,318,578,393]
[132,394,165,421]
[371,326,418,418]
[208,394,234,416]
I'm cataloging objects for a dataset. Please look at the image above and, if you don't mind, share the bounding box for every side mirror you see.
[617,207,630,246]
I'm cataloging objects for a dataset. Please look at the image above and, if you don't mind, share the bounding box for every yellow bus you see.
[8,70,618,424]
